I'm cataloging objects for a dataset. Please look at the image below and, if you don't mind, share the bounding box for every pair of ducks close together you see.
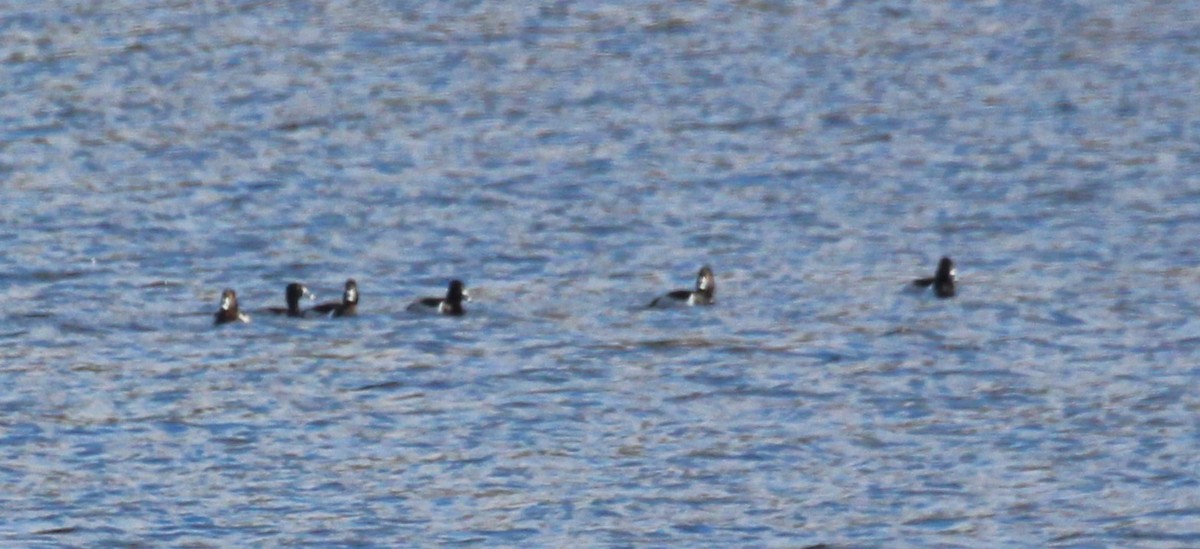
[642,256,956,306]
[214,257,956,325]
[214,279,467,325]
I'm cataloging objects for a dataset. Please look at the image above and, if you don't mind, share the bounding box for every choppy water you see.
[2,1,1200,546]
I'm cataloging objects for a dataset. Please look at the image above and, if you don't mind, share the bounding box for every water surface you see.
[2,1,1199,546]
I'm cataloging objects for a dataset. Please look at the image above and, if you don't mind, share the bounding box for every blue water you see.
[2,1,1199,546]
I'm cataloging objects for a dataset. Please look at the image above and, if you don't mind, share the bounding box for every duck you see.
[312,279,359,317]
[911,256,956,298]
[266,282,312,317]
[649,265,715,307]
[407,279,467,316]
[214,288,250,325]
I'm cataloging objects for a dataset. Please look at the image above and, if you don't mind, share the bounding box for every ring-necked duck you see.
[266,282,312,317]
[312,279,359,317]
[649,265,715,307]
[911,256,956,298]
[407,279,467,316]
[214,288,250,325]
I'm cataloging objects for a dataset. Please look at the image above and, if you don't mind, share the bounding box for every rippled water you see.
[3,1,1199,546]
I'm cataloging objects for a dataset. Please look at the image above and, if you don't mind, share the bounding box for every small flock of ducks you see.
[214,278,464,325]
[214,257,957,325]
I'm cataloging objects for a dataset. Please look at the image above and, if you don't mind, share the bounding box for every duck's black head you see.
[285,282,309,313]
[215,288,244,324]
[343,279,359,305]
[934,257,956,298]
[695,266,716,300]
[220,289,238,312]
[446,279,466,306]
